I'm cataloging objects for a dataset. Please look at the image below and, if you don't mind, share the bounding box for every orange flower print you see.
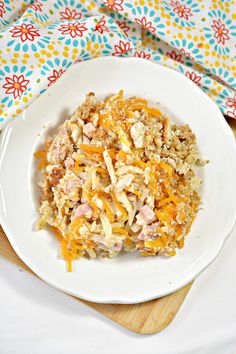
[166,50,184,63]
[47,69,65,87]
[102,0,124,12]
[2,75,30,99]
[112,40,131,56]
[135,16,156,33]
[186,71,201,86]
[116,21,130,36]
[10,23,40,42]
[134,50,151,59]
[95,16,109,34]
[0,0,6,17]
[58,22,87,38]
[60,7,82,21]
[170,0,193,20]
[30,1,43,12]
[226,93,236,119]
[212,19,230,45]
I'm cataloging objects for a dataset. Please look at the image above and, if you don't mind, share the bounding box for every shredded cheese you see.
[103,150,117,184]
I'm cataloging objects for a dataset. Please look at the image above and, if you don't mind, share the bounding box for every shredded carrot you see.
[145,238,164,249]
[155,210,170,224]
[67,260,72,272]
[70,217,86,234]
[51,226,63,241]
[79,144,104,154]
[107,148,117,159]
[140,250,156,256]
[163,181,179,204]
[60,239,78,263]
[95,167,107,175]
[124,237,134,246]
[74,159,85,173]
[159,160,173,178]
[133,160,146,169]
[178,237,185,249]
[111,191,128,220]
[102,120,114,130]
[157,198,172,208]
[112,227,128,236]
[102,198,115,223]
[97,114,104,126]
[130,104,146,111]
[34,149,48,170]
[34,149,47,158]
[129,98,148,105]
[93,190,110,198]
[146,107,162,117]
[127,110,135,118]
[167,250,176,256]
[117,150,128,162]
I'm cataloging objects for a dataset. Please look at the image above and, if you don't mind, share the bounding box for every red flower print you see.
[112,40,131,56]
[134,50,151,60]
[170,0,193,20]
[226,93,236,119]
[2,75,29,99]
[95,16,109,34]
[58,22,87,38]
[60,7,82,20]
[180,48,193,60]
[166,50,184,63]
[186,71,201,86]
[30,1,43,12]
[116,21,130,36]
[0,1,6,18]
[135,16,156,33]
[10,23,40,42]
[102,0,124,12]
[212,19,230,45]
[47,69,65,87]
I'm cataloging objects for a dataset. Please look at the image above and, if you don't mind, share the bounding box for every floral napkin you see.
[0,0,235,128]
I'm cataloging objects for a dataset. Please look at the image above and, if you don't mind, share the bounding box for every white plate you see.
[1,57,236,304]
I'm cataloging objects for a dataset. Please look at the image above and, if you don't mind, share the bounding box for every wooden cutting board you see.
[0,120,235,335]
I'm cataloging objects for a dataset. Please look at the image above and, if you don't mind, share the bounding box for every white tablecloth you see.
[1,225,236,354]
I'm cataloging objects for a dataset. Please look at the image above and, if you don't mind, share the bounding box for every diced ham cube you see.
[83,122,95,138]
[64,179,81,194]
[59,125,70,136]
[137,205,155,225]
[82,135,91,144]
[138,223,159,241]
[65,157,74,169]
[73,203,93,219]
[112,243,123,251]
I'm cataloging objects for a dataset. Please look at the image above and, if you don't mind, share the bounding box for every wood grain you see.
[0,118,235,334]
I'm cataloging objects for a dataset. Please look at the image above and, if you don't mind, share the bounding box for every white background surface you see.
[1,226,236,354]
